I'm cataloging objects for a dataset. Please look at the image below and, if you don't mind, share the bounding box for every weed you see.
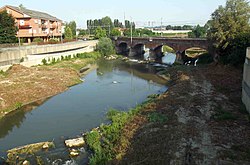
[41,58,47,65]
[148,112,168,123]
[213,106,237,121]
[14,102,23,109]
[20,57,24,63]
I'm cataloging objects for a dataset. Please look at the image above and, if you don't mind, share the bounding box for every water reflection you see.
[0,59,167,156]
[0,100,45,139]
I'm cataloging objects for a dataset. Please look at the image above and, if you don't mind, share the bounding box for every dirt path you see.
[115,65,250,165]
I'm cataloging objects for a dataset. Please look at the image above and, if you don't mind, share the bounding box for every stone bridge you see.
[113,37,209,60]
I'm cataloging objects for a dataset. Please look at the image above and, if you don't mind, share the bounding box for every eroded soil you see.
[0,59,94,118]
[114,64,250,165]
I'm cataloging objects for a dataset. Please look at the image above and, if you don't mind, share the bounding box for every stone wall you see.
[0,41,97,67]
[242,47,250,113]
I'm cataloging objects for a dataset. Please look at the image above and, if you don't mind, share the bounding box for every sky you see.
[0,0,227,28]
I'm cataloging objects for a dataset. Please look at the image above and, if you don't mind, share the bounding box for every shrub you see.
[20,57,24,62]
[41,58,47,65]
[96,37,115,56]
[33,38,43,43]
[197,53,214,64]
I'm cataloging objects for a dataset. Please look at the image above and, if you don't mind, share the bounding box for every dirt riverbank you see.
[113,64,250,165]
[0,58,96,119]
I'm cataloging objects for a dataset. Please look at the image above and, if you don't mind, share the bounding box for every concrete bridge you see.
[113,37,209,60]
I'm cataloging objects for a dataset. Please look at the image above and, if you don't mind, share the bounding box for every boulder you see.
[65,137,85,148]
[69,149,79,157]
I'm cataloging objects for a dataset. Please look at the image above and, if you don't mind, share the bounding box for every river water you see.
[0,59,168,163]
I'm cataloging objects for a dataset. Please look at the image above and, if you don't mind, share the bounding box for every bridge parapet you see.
[114,37,208,53]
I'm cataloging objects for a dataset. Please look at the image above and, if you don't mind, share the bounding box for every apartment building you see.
[0,5,62,43]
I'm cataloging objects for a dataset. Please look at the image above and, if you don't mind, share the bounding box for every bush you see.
[33,38,43,43]
[96,37,115,56]
[197,53,214,64]
[41,58,47,65]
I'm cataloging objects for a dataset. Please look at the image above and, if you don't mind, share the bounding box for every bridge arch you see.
[117,42,129,55]
[129,43,145,58]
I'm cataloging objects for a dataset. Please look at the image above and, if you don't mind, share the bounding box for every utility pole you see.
[130,17,132,44]
[161,18,163,37]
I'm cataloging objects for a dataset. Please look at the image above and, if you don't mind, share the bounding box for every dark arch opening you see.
[130,44,145,58]
[117,42,129,56]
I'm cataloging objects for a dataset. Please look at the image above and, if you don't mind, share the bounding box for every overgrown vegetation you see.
[207,0,250,66]
[96,37,115,56]
[41,52,101,66]
[85,96,157,165]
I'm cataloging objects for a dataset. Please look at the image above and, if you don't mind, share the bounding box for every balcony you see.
[19,23,31,29]
[41,24,47,29]
[50,23,57,29]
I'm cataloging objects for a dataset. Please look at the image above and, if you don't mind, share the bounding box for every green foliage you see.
[41,58,47,65]
[94,27,107,39]
[227,32,250,66]
[33,38,43,43]
[188,25,207,38]
[65,21,76,38]
[197,53,214,64]
[96,37,115,56]
[86,130,102,153]
[148,112,168,123]
[207,0,250,62]
[14,102,23,109]
[0,11,18,43]
[76,52,101,59]
[20,57,24,63]
[213,106,237,121]
[110,28,121,37]
[64,27,73,39]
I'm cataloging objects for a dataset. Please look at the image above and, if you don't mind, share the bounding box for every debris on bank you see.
[6,141,54,164]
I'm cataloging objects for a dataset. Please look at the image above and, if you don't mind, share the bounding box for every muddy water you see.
[0,59,167,163]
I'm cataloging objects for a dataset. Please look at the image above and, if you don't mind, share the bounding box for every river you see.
[0,59,168,164]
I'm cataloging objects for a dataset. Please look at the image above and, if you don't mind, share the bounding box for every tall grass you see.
[85,97,156,165]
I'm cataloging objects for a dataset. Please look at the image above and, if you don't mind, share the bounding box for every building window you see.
[20,20,25,25]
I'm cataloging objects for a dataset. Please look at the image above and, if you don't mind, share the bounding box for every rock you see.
[42,143,49,149]
[70,149,79,157]
[65,137,85,148]
[22,160,30,165]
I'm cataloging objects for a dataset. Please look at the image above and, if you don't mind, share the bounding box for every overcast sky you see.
[0,0,227,28]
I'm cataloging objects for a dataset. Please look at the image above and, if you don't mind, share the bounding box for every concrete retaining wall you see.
[0,41,97,67]
[242,47,250,113]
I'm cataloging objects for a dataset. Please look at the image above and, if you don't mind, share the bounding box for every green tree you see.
[64,27,73,39]
[94,26,107,39]
[96,37,115,56]
[207,0,250,59]
[67,21,76,38]
[110,28,121,37]
[0,11,17,43]
[188,25,207,38]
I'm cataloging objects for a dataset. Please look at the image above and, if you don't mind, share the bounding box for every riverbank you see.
[0,52,100,119]
[111,64,250,164]
[83,63,250,164]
